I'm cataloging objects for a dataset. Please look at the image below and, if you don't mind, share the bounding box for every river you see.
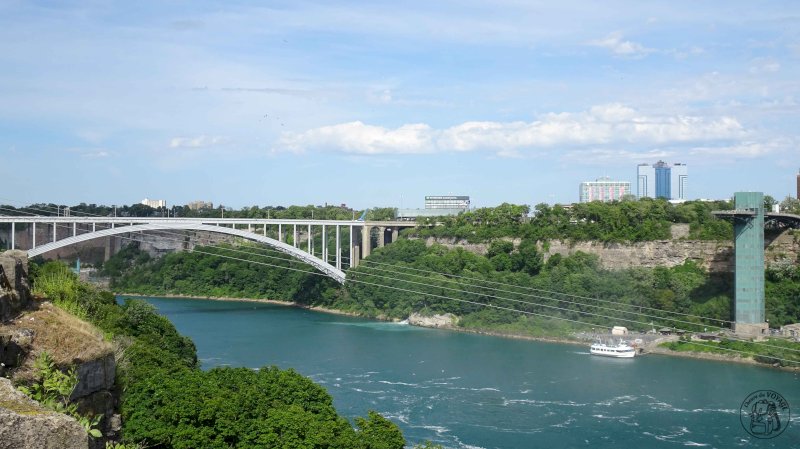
[134,296,799,449]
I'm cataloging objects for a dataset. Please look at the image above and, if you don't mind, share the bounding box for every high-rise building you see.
[636,161,687,200]
[579,177,631,203]
[671,163,688,201]
[141,198,166,208]
[654,161,671,199]
[637,163,655,199]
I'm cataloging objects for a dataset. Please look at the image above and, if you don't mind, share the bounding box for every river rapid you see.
[133,296,799,449]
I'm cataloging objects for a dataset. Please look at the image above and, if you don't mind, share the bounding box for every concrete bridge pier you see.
[377,226,386,248]
[361,225,371,260]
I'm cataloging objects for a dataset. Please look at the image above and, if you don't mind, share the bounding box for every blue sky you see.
[1,1,798,209]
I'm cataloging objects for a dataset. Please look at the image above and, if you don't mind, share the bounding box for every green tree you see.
[355,411,406,449]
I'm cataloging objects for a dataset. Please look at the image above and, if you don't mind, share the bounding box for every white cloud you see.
[589,32,653,57]
[279,122,435,154]
[278,104,745,156]
[689,139,789,158]
[564,148,675,164]
[169,135,229,149]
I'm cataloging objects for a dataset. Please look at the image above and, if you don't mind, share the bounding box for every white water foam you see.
[378,380,420,387]
[351,388,386,394]
[410,424,450,435]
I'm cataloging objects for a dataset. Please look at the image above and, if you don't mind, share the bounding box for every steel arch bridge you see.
[0,217,417,284]
[27,222,347,283]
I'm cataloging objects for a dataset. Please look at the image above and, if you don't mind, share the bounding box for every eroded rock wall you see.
[0,250,32,321]
[416,228,800,273]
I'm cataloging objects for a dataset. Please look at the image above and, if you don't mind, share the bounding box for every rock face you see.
[72,353,118,429]
[71,354,116,402]
[542,239,734,272]
[0,377,89,449]
[417,228,800,273]
[0,250,32,321]
[408,312,458,328]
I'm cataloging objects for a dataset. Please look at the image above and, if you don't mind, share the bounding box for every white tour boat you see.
[590,340,636,358]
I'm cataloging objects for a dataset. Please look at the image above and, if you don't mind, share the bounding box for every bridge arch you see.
[26,223,346,284]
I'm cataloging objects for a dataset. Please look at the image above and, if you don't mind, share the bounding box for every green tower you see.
[732,192,768,336]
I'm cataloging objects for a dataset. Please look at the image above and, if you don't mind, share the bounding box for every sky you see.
[1,0,798,210]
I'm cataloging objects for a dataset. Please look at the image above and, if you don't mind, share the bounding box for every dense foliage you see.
[107,239,778,334]
[410,199,734,243]
[30,261,410,449]
[340,239,741,332]
[105,244,341,307]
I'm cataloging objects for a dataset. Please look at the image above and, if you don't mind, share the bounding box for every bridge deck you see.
[712,210,800,228]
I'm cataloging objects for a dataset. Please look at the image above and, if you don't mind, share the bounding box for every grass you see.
[0,303,112,382]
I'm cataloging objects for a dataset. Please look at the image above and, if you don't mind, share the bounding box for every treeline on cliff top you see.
[407,199,738,243]
[0,202,397,221]
[104,237,799,330]
[6,196,799,244]
[30,260,429,449]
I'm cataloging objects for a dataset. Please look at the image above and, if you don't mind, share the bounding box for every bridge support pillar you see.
[307,224,312,255]
[349,225,354,268]
[361,226,371,260]
[378,227,386,248]
[322,224,327,264]
[278,224,283,242]
[32,222,36,249]
[293,225,297,247]
[732,192,768,337]
[10,222,14,250]
[335,225,341,269]
[104,236,115,262]
[73,222,77,237]
[391,228,398,243]
[52,222,56,243]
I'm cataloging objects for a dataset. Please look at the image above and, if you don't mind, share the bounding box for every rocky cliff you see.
[0,250,119,448]
[416,227,800,273]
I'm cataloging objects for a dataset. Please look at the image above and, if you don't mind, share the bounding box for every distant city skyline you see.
[1,1,798,209]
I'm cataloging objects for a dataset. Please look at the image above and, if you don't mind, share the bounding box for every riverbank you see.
[116,293,799,370]
[116,292,367,317]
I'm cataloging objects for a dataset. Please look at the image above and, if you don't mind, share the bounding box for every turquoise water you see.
[135,297,800,449]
